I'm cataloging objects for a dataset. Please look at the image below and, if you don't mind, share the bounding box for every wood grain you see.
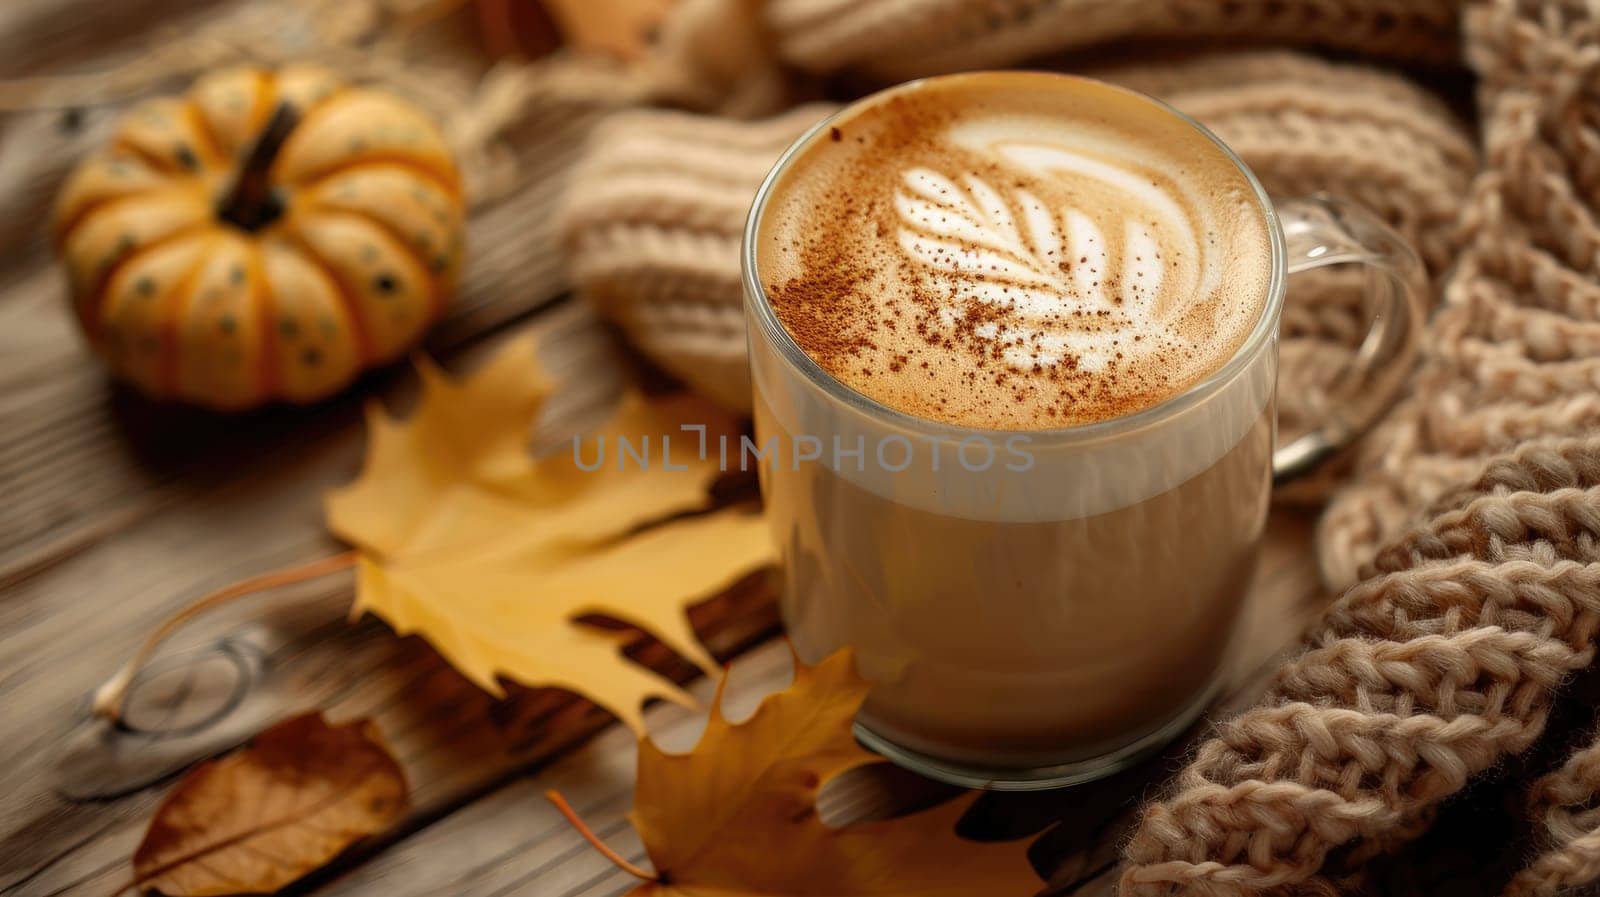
[0,157,584,581]
[0,209,1328,896]
[299,514,1327,897]
[1,300,787,895]
[0,465,1323,897]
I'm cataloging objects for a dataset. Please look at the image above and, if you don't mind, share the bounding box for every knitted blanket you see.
[559,1,1600,894]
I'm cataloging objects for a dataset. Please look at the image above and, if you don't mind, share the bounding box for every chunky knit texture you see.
[1123,2,1600,894]
[1318,1,1600,588]
[563,103,832,409]
[1123,437,1600,895]
[559,0,1600,892]
[1507,728,1600,897]
[560,49,1476,442]
[770,0,1463,81]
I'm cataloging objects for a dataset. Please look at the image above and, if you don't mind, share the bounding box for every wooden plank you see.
[0,158,585,581]
[0,300,774,895]
[0,16,614,580]
[316,644,801,897]
[0,13,752,892]
[1,352,1325,897]
[0,0,217,79]
[202,510,1326,897]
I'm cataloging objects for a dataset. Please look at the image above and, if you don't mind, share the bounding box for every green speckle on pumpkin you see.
[319,317,338,336]
[219,315,236,335]
[229,264,246,285]
[174,144,199,171]
[430,255,449,273]
[301,346,323,366]
[279,317,300,338]
[360,244,378,263]
[135,276,156,297]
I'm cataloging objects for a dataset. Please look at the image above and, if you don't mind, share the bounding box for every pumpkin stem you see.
[217,102,299,232]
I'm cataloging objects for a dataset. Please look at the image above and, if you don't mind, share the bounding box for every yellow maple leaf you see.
[553,650,1042,896]
[325,335,774,732]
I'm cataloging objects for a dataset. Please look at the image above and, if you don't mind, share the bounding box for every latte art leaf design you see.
[894,160,1201,370]
[894,168,1072,294]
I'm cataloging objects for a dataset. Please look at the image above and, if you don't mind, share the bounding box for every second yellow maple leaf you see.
[555,649,1042,897]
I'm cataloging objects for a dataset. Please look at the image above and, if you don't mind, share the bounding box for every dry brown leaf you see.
[473,0,562,60]
[541,0,676,59]
[553,650,1042,896]
[130,713,405,897]
[471,0,673,60]
[324,335,774,732]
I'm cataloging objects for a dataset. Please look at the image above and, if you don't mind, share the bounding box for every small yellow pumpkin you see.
[53,65,465,410]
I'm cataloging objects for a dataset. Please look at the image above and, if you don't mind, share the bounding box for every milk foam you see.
[756,73,1273,430]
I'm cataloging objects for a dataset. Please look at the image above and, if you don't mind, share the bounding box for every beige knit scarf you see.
[559,1,1600,894]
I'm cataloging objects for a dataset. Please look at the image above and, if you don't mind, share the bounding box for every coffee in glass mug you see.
[741,72,1424,789]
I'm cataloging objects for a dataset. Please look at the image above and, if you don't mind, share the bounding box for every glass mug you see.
[741,73,1425,789]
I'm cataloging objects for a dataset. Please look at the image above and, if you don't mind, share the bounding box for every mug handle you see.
[1270,194,1427,485]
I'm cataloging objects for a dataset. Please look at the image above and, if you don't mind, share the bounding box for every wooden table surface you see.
[0,4,1333,892]
[0,283,1330,897]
